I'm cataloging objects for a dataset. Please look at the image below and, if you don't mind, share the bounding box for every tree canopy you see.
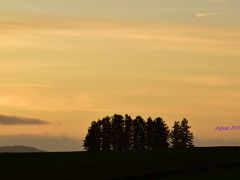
[83,114,194,151]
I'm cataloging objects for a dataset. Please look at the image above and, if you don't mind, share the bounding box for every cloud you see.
[211,0,227,3]
[195,12,223,18]
[165,75,238,86]
[0,134,83,151]
[0,83,49,88]
[0,114,49,125]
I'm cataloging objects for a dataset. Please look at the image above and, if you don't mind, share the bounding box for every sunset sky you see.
[0,0,240,151]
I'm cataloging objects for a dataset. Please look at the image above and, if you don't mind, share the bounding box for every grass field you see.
[1,147,240,180]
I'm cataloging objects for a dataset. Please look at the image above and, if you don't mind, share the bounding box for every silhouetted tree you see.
[152,117,170,149]
[132,116,146,150]
[170,119,194,148]
[83,115,193,151]
[111,114,125,151]
[180,118,194,148]
[123,114,134,151]
[170,121,182,148]
[101,116,112,151]
[146,117,154,150]
[83,121,101,151]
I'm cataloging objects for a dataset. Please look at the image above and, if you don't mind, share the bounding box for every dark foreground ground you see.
[1,147,240,180]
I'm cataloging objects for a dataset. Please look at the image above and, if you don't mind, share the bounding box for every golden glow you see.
[0,13,240,148]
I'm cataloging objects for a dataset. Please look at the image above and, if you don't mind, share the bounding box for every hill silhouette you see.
[0,146,45,153]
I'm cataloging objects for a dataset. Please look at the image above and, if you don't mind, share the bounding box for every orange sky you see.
[0,0,240,151]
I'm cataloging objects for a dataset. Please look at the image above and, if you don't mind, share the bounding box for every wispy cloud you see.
[0,83,49,88]
[211,0,228,3]
[0,114,49,125]
[163,75,238,86]
[195,12,223,18]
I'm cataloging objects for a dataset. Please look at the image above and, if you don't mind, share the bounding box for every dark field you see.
[1,147,240,180]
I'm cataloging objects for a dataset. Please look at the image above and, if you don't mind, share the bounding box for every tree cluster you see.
[83,114,193,151]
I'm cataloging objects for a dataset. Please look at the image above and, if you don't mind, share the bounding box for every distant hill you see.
[0,146,45,153]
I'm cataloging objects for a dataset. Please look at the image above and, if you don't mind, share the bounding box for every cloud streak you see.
[0,114,49,125]
[195,12,224,18]
[211,0,228,3]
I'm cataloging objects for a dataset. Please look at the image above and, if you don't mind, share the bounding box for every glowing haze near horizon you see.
[0,0,240,151]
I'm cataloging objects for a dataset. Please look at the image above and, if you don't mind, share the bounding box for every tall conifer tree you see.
[124,114,133,151]
[133,116,146,150]
[101,116,112,151]
[111,114,125,151]
[83,121,101,151]
[170,121,181,148]
[170,119,194,148]
[180,118,194,148]
[146,117,154,150]
[152,117,169,149]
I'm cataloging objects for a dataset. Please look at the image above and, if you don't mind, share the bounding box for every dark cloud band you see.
[0,114,49,125]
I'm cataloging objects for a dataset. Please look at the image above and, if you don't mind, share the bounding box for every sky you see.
[0,0,240,151]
